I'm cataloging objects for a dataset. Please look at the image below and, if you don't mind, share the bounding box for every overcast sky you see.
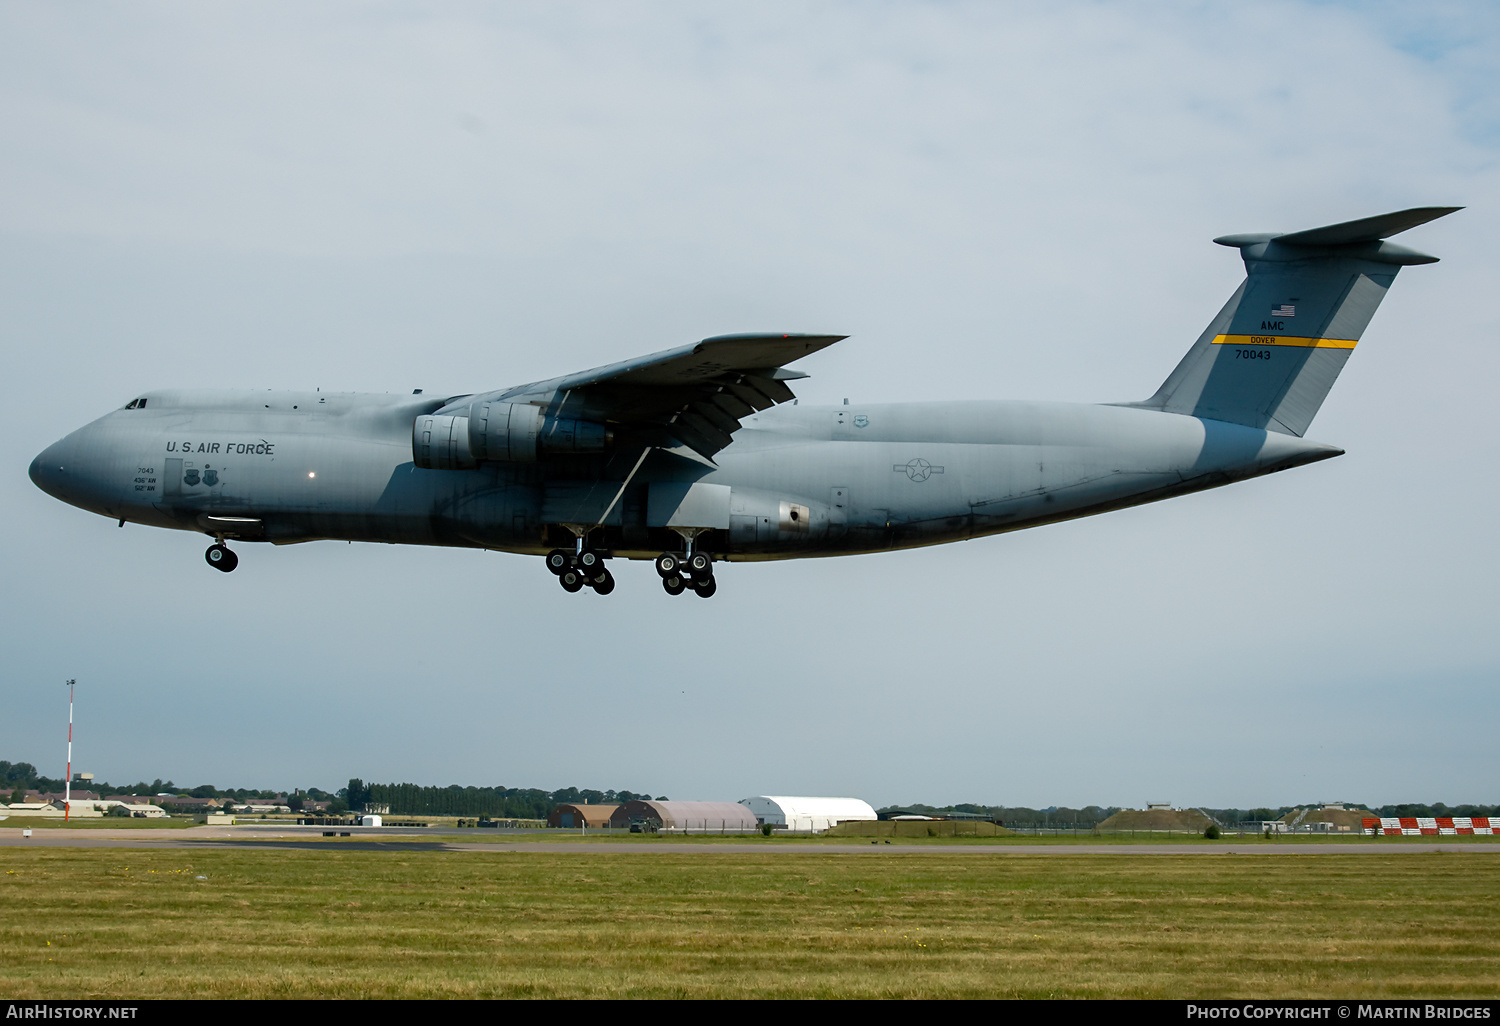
[3,2,1496,810]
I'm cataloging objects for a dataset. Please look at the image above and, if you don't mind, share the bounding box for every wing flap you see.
[741,373,796,405]
[688,399,742,436]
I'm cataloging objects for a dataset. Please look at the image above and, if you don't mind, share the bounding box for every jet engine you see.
[413,402,611,469]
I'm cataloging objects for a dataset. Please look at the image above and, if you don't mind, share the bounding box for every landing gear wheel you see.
[688,552,713,576]
[590,569,615,595]
[559,569,585,593]
[654,553,680,578]
[205,544,238,573]
[662,573,686,596]
[691,575,717,599]
[546,549,572,575]
[579,550,600,570]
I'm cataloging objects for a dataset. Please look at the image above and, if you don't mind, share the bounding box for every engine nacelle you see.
[413,402,611,469]
[469,401,541,462]
[413,414,477,470]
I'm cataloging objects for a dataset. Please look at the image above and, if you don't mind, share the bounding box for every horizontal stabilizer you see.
[1274,206,1463,247]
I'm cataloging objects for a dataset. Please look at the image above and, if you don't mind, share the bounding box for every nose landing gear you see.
[205,543,238,573]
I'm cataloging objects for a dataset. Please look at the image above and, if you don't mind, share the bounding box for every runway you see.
[4,825,1499,855]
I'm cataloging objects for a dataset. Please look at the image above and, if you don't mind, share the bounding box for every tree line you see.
[0,760,331,806]
[6,760,1495,821]
[344,780,666,819]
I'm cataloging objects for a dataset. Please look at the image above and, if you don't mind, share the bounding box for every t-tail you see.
[1130,206,1460,436]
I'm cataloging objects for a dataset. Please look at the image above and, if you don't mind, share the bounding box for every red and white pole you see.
[64,679,75,822]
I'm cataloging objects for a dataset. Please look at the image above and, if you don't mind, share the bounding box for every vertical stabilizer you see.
[1131,207,1459,436]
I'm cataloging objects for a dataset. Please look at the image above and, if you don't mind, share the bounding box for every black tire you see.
[560,570,585,593]
[205,544,237,572]
[591,570,615,595]
[692,576,717,599]
[688,552,712,575]
[579,550,599,569]
[546,549,572,575]
[654,553,679,578]
[662,574,686,596]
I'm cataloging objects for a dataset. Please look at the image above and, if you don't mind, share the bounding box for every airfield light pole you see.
[63,679,76,822]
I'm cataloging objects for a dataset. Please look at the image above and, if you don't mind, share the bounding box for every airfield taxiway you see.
[4,824,1498,855]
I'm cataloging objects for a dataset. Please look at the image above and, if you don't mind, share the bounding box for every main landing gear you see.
[656,550,716,598]
[205,543,238,573]
[544,546,718,598]
[547,547,615,595]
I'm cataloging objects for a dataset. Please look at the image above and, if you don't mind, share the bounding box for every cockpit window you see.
[124,397,148,409]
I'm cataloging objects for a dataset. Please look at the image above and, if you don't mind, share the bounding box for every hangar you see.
[608,800,759,833]
[547,804,618,829]
[739,796,877,832]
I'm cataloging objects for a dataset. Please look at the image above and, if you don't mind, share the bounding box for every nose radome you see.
[29,440,68,500]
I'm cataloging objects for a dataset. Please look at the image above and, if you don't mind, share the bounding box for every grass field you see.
[3,846,1497,998]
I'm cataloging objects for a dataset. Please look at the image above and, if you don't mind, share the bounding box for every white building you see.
[739,796,877,833]
[1,802,73,818]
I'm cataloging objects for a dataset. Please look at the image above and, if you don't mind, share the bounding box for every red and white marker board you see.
[1362,817,1496,836]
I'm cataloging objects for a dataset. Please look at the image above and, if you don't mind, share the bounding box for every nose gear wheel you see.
[205,544,238,573]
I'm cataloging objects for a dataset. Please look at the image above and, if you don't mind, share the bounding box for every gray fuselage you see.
[29,390,1341,562]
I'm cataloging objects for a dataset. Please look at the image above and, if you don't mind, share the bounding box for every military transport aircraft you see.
[30,207,1457,598]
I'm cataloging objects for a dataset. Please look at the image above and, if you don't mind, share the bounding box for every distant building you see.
[106,794,220,808]
[150,796,222,811]
[2,802,72,818]
[234,801,292,814]
[548,804,618,829]
[3,799,166,819]
[739,796,877,832]
[608,800,759,833]
[27,791,101,803]
[99,801,169,818]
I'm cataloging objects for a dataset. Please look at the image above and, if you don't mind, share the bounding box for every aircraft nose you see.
[29,440,72,501]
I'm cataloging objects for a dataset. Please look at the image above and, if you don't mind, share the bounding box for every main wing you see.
[445,332,844,460]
